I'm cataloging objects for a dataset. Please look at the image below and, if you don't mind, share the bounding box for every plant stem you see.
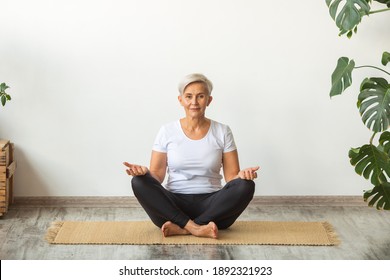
[369,8,390,15]
[354,65,390,76]
[370,132,377,145]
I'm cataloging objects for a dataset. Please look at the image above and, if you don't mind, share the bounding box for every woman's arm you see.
[222,150,241,182]
[222,150,259,182]
[149,151,167,183]
[123,151,167,184]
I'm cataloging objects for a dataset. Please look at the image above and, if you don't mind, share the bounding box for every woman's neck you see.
[181,117,210,132]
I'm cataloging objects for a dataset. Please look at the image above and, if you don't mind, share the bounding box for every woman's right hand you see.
[237,166,260,181]
[123,162,149,176]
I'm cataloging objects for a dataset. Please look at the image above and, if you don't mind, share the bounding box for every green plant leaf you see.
[330,57,355,97]
[326,0,371,36]
[374,0,390,8]
[0,83,9,93]
[379,131,390,155]
[1,95,6,106]
[326,0,342,19]
[382,51,390,66]
[349,144,390,185]
[364,182,390,210]
[358,77,390,132]
[0,83,11,107]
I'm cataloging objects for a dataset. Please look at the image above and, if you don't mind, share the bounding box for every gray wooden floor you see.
[1,196,390,260]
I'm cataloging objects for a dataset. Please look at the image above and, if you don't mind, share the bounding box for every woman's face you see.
[178,82,213,118]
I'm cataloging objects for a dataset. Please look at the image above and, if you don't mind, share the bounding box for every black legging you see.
[131,173,255,230]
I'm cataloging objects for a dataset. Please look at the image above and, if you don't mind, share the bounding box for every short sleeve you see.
[224,125,237,153]
[152,126,168,153]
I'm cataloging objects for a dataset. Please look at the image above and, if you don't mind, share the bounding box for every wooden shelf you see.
[0,139,15,216]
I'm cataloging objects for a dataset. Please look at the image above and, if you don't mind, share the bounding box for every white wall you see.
[0,0,389,196]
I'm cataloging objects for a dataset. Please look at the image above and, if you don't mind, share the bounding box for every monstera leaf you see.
[330,57,355,97]
[358,77,390,132]
[349,144,390,185]
[326,0,371,36]
[374,0,390,8]
[379,131,390,155]
[364,183,390,210]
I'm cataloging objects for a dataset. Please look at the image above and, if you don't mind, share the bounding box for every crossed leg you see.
[131,174,254,239]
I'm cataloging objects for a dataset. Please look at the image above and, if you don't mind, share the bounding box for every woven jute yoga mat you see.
[46,221,339,246]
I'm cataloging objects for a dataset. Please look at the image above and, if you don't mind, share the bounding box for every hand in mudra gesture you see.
[123,162,149,176]
[238,166,259,181]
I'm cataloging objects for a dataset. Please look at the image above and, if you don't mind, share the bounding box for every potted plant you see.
[326,0,390,209]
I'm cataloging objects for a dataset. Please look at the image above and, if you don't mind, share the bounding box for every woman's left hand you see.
[238,166,260,180]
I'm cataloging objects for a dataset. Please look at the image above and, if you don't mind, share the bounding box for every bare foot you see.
[185,221,218,239]
[161,221,190,237]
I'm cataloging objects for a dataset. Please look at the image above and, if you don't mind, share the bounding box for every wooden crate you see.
[0,139,16,216]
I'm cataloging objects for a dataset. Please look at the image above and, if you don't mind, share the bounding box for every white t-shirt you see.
[152,119,237,194]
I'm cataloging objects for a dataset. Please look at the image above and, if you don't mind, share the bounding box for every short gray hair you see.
[178,73,213,95]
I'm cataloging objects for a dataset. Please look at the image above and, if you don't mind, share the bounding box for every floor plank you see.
[1,196,389,260]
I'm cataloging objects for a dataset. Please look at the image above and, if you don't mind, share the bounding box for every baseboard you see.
[11,195,366,208]
[12,196,140,208]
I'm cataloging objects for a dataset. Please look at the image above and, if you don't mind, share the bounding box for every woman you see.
[124,73,259,239]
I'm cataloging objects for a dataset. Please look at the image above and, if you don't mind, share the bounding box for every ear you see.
[178,95,183,106]
[207,95,213,106]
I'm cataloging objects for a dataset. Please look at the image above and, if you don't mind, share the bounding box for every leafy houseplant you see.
[326,0,390,209]
[0,83,11,106]
[330,53,390,209]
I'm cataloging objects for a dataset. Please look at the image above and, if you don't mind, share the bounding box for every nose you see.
[191,96,198,104]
